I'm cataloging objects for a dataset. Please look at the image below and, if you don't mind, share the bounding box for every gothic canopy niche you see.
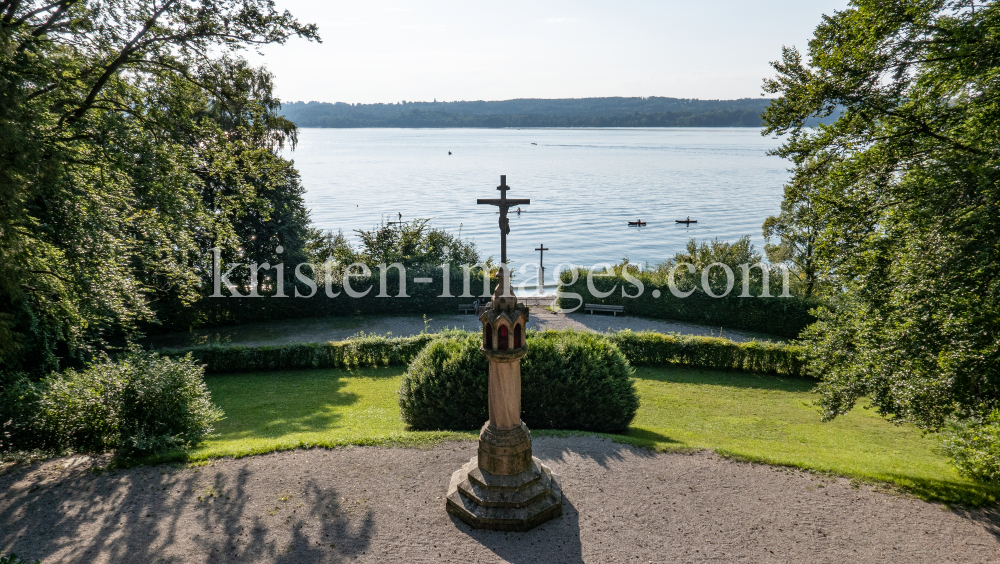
[478,294,528,357]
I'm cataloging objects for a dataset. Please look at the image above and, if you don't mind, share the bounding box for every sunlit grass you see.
[187,365,1000,506]
[623,367,999,505]
[189,367,473,460]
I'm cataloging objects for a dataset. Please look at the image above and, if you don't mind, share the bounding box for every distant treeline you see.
[280,97,799,128]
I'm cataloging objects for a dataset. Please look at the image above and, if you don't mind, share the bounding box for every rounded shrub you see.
[399,330,639,433]
[34,351,223,456]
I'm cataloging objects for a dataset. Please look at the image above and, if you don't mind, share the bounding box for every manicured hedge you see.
[162,330,807,378]
[398,331,639,432]
[160,333,439,374]
[154,268,496,331]
[558,272,820,339]
[609,330,808,377]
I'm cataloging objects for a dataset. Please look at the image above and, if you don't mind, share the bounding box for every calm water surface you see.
[288,128,789,284]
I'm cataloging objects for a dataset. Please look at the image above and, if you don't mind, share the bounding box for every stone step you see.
[457,466,553,508]
[466,457,544,492]
[446,457,563,532]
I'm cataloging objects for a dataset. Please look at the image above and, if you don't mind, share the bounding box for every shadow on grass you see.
[206,371,367,442]
[619,427,685,448]
[880,472,1000,508]
[202,367,400,444]
[0,462,374,564]
[633,366,816,393]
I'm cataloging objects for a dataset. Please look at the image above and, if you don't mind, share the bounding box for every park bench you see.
[459,299,480,314]
[584,304,624,316]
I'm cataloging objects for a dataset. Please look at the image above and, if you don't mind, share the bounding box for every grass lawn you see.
[192,367,474,459]
[191,365,1000,506]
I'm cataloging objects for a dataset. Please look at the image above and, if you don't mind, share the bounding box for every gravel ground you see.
[2,436,997,564]
[149,301,766,349]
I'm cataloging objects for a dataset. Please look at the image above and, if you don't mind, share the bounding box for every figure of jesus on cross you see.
[477,175,529,264]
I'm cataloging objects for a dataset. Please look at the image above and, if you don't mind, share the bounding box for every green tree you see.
[350,219,481,268]
[762,180,823,298]
[762,0,1000,429]
[0,0,318,373]
[652,236,766,297]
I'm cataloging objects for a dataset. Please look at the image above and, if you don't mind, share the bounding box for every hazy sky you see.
[258,1,850,104]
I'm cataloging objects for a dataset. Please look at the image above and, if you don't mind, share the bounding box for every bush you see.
[398,331,639,433]
[162,333,440,373]
[609,330,807,377]
[943,410,1000,483]
[33,352,223,456]
[557,261,820,339]
[164,329,808,378]
[157,266,498,332]
[0,372,44,452]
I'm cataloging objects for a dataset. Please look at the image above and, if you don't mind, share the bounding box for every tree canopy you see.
[280,97,782,128]
[762,0,1000,429]
[0,0,318,374]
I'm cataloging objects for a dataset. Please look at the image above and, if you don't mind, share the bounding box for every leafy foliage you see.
[180,218,491,327]
[5,352,222,456]
[398,331,639,433]
[0,372,42,453]
[305,218,483,280]
[281,97,844,128]
[762,0,1000,429]
[762,194,824,298]
[558,240,819,339]
[163,329,807,377]
[609,331,806,376]
[0,555,39,564]
[0,0,319,374]
[944,410,1000,483]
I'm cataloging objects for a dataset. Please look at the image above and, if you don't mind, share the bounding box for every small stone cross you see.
[535,243,549,286]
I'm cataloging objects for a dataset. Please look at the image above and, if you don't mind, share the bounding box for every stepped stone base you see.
[446,455,563,532]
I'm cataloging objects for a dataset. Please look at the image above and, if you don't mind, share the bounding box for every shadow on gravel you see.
[532,435,660,470]
[0,463,374,563]
[452,497,584,564]
[956,506,1000,542]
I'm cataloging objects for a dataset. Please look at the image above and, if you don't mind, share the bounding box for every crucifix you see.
[448,174,562,532]
[535,243,549,286]
[477,175,530,264]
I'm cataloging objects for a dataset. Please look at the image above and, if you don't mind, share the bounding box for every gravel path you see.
[2,436,997,564]
[150,302,767,349]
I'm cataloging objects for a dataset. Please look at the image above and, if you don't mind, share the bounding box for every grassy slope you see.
[191,366,999,506]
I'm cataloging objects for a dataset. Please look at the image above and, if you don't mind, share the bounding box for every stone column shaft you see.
[488,359,522,430]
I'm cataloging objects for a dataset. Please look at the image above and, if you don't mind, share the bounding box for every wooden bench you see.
[459,300,480,314]
[584,304,624,316]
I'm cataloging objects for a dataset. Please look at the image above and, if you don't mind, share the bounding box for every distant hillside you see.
[280,97,781,128]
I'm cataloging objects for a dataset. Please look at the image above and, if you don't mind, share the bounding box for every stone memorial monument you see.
[446,175,563,531]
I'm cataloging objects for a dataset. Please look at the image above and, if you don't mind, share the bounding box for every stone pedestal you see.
[445,279,562,531]
[446,451,563,532]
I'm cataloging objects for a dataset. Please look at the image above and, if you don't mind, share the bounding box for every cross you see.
[535,243,549,286]
[477,175,529,264]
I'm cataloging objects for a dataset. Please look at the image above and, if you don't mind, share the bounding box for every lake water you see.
[288,128,789,285]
